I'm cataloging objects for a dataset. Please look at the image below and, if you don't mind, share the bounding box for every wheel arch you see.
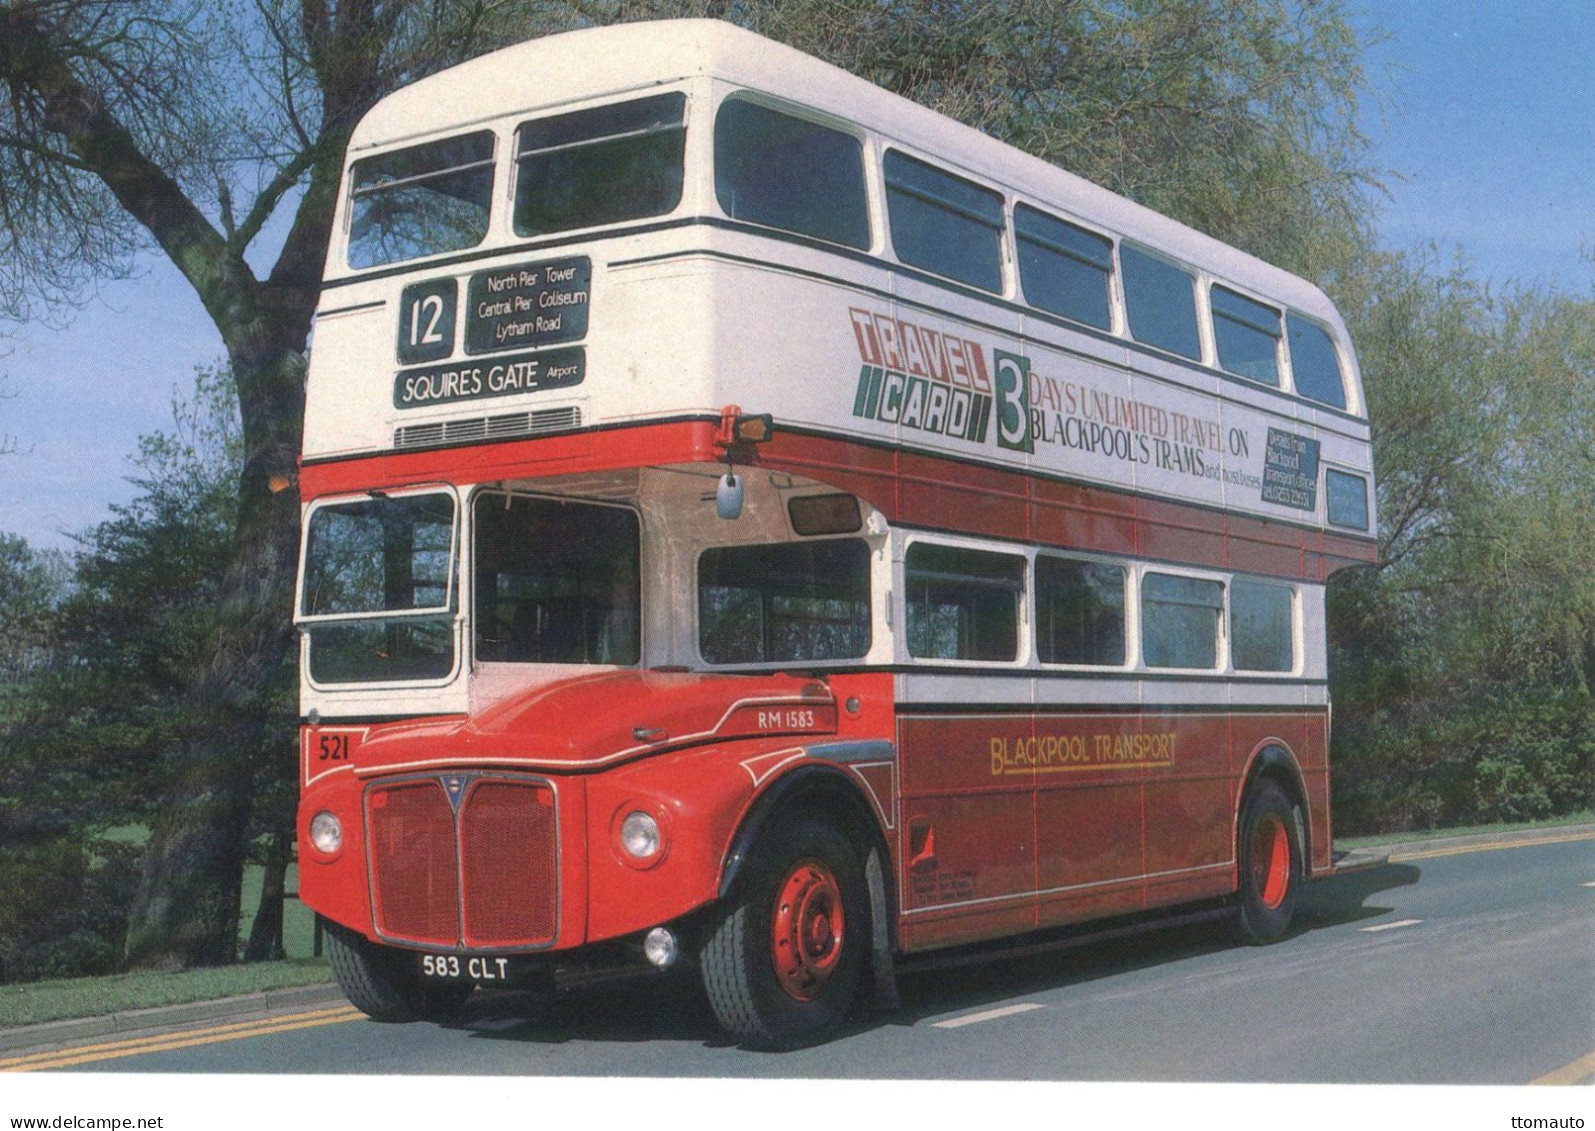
[717,761,901,1007]
[1237,741,1312,876]
[719,763,892,900]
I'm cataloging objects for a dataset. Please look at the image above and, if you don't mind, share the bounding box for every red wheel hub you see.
[1251,813,1291,910]
[770,858,845,1001]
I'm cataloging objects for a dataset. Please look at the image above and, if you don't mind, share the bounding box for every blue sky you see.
[3,1,1592,553]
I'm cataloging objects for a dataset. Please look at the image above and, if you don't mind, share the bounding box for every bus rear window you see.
[715,99,869,250]
[699,540,871,665]
[347,132,494,269]
[1288,314,1348,409]
[514,93,686,237]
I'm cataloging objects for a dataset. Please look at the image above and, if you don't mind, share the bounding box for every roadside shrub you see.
[0,837,138,984]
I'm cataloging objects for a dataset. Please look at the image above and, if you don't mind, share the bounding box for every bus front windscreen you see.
[300,492,458,684]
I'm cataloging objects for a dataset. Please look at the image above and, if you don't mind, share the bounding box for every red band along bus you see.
[294,20,1378,1048]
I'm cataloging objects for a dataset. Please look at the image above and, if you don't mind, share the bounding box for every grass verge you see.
[0,959,334,1030]
[1338,809,1595,850]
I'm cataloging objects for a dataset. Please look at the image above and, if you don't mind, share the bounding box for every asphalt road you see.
[15,835,1595,1085]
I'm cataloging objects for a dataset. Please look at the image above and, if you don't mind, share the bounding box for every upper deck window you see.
[474,494,640,666]
[1288,314,1348,410]
[1122,245,1201,361]
[884,151,1005,294]
[514,92,686,237]
[347,132,494,270]
[1014,204,1114,330]
[1212,285,1282,386]
[715,99,869,250]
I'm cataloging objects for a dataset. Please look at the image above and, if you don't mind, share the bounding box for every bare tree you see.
[0,0,546,968]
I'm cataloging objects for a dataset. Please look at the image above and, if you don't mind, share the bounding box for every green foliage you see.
[0,365,301,983]
[0,534,69,690]
[1327,256,1595,833]
[0,840,139,984]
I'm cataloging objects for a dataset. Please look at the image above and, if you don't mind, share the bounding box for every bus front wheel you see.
[325,922,470,1023]
[701,816,867,1049]
[1233,780,1301,945]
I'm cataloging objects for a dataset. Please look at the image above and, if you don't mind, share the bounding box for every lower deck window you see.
[1141,573,1223,670]
[301,491,457,684]
[699,540,871,665]
[1036,557,1125,666]
[1230,579,1295,673]
[308,620,455,683]
[905,543,1025,662]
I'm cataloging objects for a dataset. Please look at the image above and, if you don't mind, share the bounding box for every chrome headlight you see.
[309,810,343,856]
[619,810,661,860]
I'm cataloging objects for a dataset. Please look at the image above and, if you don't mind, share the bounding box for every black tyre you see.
[1233,780,1302,945]
[325,922,471,1023]
[701,817,868,1049]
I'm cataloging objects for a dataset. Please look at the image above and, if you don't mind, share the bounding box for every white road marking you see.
[1360,918,1424,933]
[931,1003,1045,1029]
[1582,881,1595,888]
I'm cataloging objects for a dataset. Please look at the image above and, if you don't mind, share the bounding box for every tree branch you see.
[230,143,318,255]
[0,5,259,339]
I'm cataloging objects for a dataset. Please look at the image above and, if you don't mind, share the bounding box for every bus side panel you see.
[897,452,1029,543]
[1305,711,1333,873]
[1034,711,1145,928]
[897,713,1037,950]
[1029,478,1138,558]
[1136,497,1228,573]
[1139,711,1234,906]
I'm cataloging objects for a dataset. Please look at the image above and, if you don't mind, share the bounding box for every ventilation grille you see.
[394,406,582,450]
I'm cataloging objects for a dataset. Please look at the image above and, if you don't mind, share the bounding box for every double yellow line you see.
[1386,829,1595,862]
[1,1006,364,1072]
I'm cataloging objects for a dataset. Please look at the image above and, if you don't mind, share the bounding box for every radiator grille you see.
[366,775,559,950]
[460,780,558,947]
[394,406,582,450]
[367,780,459,946]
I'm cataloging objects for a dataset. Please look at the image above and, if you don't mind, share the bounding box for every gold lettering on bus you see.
[988,732,1176,776]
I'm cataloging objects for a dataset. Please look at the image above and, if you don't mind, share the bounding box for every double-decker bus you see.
[294,19,1378,1049]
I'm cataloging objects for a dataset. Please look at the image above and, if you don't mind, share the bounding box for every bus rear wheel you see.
[1233,780,1301,945]
[325,922,471,1023]
[701,817,867,1049]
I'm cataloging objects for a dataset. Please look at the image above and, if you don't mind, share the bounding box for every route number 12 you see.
[410,294,446,348]
[397,279,457,364]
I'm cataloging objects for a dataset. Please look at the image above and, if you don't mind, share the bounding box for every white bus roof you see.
[348,19,1344,328]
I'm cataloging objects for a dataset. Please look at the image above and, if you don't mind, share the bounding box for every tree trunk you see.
[123,346,306,970]
[244,831,290,962]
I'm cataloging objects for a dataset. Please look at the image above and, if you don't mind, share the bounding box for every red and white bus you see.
[294,19,1378,1048]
